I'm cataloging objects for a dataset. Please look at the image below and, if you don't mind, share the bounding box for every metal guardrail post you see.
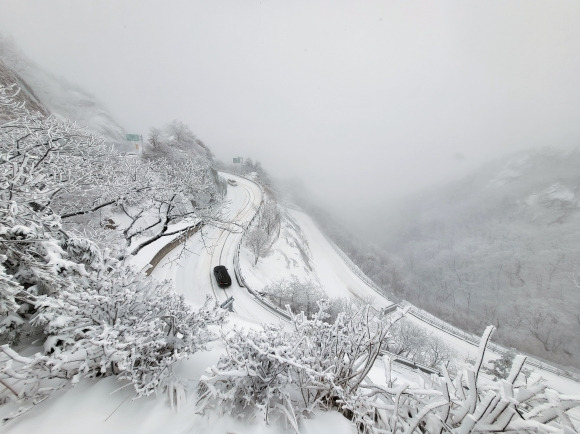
[220,296,235,312]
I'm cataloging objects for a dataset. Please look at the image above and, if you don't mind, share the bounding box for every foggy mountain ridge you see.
[0,37,128,149]
[378,146,580,369]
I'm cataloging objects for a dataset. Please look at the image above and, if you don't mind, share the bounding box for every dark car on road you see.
[213,265,232,288]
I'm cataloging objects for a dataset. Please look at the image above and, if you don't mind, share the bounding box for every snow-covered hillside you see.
[3,172,578,432]
[377,147,580,369]
[0,36,127,149]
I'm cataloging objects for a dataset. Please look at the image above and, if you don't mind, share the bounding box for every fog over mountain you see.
[1,1,579,229]
[2,6,580,430]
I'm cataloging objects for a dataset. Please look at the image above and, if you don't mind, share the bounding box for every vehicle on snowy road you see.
[213,265,232,288]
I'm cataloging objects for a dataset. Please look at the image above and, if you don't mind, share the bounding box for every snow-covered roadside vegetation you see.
[200,309,580,433]
[0,84,226,417]
[235,180,357,323]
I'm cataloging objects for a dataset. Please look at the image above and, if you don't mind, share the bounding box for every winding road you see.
[151,172,284,325]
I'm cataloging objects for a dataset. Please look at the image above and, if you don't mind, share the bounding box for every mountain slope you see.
[382,146,580,368]
[0,36,128,149]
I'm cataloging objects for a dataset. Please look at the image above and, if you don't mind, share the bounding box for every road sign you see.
[126,134,140,141]
[233,157,243,164]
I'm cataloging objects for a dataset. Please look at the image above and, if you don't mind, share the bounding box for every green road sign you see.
[233,157,243,163]
[126,134,140,141]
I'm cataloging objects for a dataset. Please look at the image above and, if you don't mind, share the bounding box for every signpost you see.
[126,134,143,153]
[233,157,243,164]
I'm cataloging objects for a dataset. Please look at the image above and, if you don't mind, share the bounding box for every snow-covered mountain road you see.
[150,173,284,326]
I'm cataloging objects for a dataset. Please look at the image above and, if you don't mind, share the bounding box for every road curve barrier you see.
[145,222,202,275]
[225,172,292,322]
[398,301,580,382]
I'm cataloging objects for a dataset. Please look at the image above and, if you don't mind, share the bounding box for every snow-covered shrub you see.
[199,308,580,434]
[385,318,457,369]
[31,255,225,397]
[198,303,407,431]
[262,277,326,318]
[0,262,23,345]
[1,219,225,405]
[0,85,226,408]
[340,326,580,433]
[483,348,518,381]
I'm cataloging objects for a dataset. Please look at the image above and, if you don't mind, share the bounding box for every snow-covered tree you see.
[147,126,163,149]
[259,196,280,237]
[155,119,214,161]
[263,277,326,318]
[0,85,226,410]
[385,318,456,369]
[245,226,270,265]
[117,156,222,257]
[1,83,107,343]
[243,194,281,265]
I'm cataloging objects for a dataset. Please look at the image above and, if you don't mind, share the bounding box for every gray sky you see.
[1,0,580,228]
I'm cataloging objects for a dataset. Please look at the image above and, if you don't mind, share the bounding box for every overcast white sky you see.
[1,0,580,228]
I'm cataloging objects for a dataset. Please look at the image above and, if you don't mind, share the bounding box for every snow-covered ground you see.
[290,210,394,310]
[2,172,579,432]
[238,209,316,292]
[1,340,356,434]
[0,173,355,433]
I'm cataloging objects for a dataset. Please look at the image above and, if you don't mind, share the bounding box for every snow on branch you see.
[198,306,580,433]
[0,86,226,417]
